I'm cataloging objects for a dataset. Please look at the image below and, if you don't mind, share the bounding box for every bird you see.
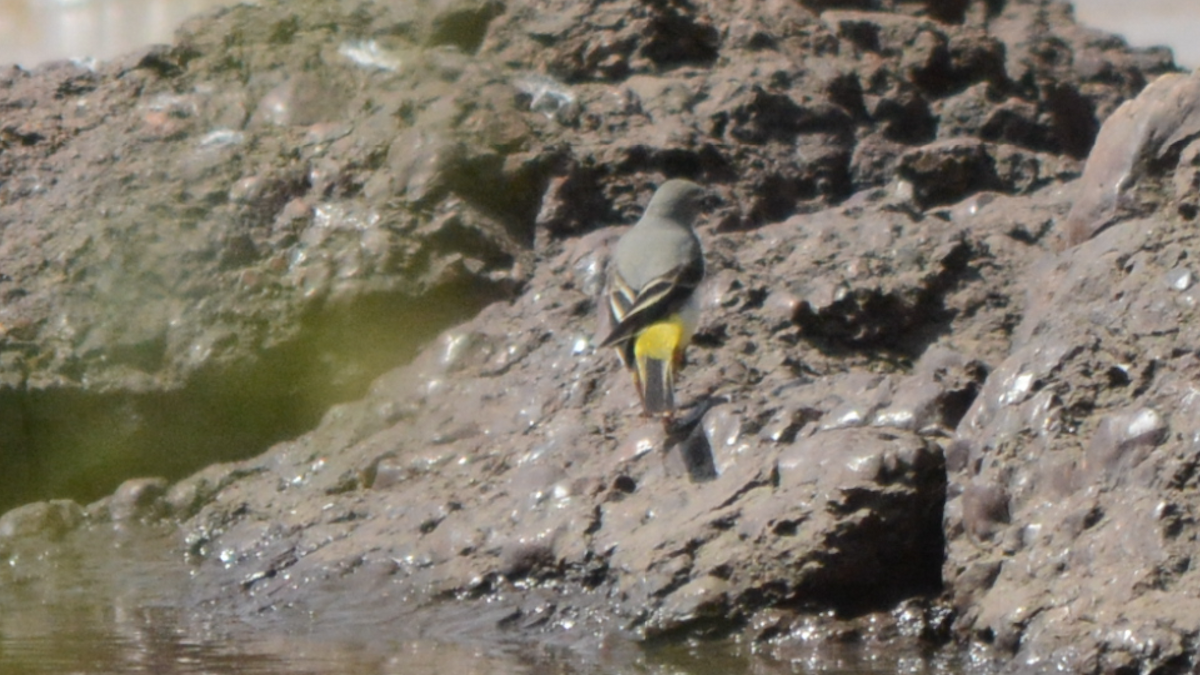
[598,179,706,419]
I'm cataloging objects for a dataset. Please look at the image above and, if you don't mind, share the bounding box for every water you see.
[0,525,607,675]
[0,525,729,675]
[0,521,965,675]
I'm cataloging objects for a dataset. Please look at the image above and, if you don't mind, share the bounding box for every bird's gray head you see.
[643,179,706,225]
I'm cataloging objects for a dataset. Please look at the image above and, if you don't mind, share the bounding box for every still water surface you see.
[2,524,935,674]
[0,526,592,674]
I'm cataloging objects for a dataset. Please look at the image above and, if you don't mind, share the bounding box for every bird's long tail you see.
[634,318,686,417]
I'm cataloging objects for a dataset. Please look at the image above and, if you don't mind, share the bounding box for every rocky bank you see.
[0,0,1196,672]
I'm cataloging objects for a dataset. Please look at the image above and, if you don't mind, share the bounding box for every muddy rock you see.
[171,230,962,648]
[0,1,547,509]
[1063,71,1200,246]
[0,499,85,540]
[944,70,1200,672]
[90,477,171,523]
[0,0,1167,515]
[0,0,1192,671]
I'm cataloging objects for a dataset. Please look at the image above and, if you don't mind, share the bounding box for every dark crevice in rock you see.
[877,93,938,145]
[535,161,613,237]
[654,145,740,185]
[747,173,828,225]
[939,376,982,429]
[612,475,638,494]
[826,72,870,121]
[727,89,856,145]
[899,142,1001,208]
[1045,82,1099,160]
[794,450,948,614]
[444,152,551,248]
[923,0,970,25]
[574,555,610,589]
[638,0,720,68]
[793,238,974,358]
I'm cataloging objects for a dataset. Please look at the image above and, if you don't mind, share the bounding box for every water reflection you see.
[0,524,670,675]
[0,523,955,675]
[0,0,232,67]
[0,524,564,675]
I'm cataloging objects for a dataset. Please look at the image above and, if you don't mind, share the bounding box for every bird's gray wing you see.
[597,257,703,349]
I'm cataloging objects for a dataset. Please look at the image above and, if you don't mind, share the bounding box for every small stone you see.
[108,477,170,522]
[0,500,85,539]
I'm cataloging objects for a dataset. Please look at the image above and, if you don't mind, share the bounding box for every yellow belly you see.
[634,316,687,362]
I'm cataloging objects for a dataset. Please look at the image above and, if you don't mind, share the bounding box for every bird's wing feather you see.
[598,258,702,349]
[607,270,636,323]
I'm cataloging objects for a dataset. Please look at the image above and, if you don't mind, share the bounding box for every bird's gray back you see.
[613,217,702,291]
